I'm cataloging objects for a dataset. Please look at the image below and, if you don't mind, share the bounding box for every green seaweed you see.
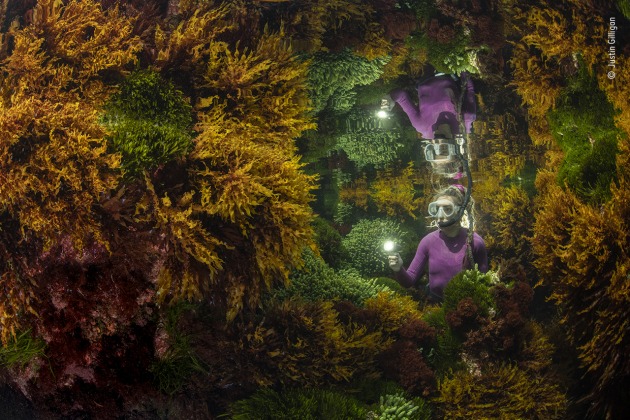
[422,308,465,377]
[306,50,389,114]
[336,108,404,169]
[547,65,623,204]
[373,393,432,420]
[341,218,409,277]
[312,216,345,269]
[411,32,479,75]
[373,276,414,296]
[616,0,630,20]
[102,69,194,177]
[150,302,206,395]
[227,387,367,420]
[274,248,390,307]
[0,329,46,369]
[442,268,497,317]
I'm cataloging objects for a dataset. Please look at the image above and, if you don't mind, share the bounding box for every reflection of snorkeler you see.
[388,73,476,177]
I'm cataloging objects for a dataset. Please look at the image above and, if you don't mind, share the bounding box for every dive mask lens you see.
[424,144,436,161]
[436,143,450,156]
[428,201,458,218]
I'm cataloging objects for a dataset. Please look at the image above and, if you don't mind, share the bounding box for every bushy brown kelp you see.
[478,185,535,280]
[370,163,424,220]
[0,0,139,252]
[160,298,393,413]
[436,363,567,419]
[0,220,39,344]
[0,0,140,350]
[507,0,608,144]
[508,3,629,414]
[1,0,318,416]
[364,292,437,396]
[532,140,630,417]
[244,0,415,59]
[132,5,318,320]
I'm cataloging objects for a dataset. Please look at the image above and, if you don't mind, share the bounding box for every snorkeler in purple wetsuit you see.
[388,185,488,300]
[389,73,476,140]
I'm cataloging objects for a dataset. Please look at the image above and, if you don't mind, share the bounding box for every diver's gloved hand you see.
[380,94,395,111]
[388,253,403,272]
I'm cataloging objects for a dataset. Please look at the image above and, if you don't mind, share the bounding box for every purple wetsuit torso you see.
[390,75,476,139]
[396,229,488,297]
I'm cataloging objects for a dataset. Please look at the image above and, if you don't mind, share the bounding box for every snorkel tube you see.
[438,73,474,229]
[437,147,472,229]
[435,73,476,268]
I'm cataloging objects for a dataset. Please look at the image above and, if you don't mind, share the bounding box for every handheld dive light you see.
[383,240,399,254]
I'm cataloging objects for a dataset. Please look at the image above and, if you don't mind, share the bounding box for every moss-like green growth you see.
[312,216,345,269]
[616,0,630,20]
[334,201,356,225]
[150,302,205,395]
[373,393,432,420]
[399,0,438,20]
[411,32,479,75]
[102,70,194,177]
[0,329,46,368]
[350,378,407,405]
[307,50,389,114]
[336,108,404,169]
[422,308,465,377]
[442,268,497,317]
[275,248,390,307]
[548,65,624,204]
[373,276,413,296]
[228,387,367,420]
[298,111,342,164]
[341,218,409,277]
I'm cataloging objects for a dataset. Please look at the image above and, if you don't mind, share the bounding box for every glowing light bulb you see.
[376,110,389,119]
[383,240,395,252]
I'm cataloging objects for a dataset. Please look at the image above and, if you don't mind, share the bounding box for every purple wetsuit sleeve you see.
[461,74,476,133]
[390,89,426,136]
[396,239,429,288]
[473,233,488,273]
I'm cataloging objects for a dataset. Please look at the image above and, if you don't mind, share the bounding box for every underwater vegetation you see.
[370,162,424,220]
[478,184,535,281]
[0,0,627,418]
[436,363,567,419]
[228,387,368,420]
[307,50,389,115]
[272,247,390,307]
[532,150,630,418]
[0,329,46,369]
[227,385,431,420]
[340,218,409,277]
[0,0,138,252]
[507,1,630,417]
[335,108,404,169]
[102,69,194,177]
[547,67,623,204]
